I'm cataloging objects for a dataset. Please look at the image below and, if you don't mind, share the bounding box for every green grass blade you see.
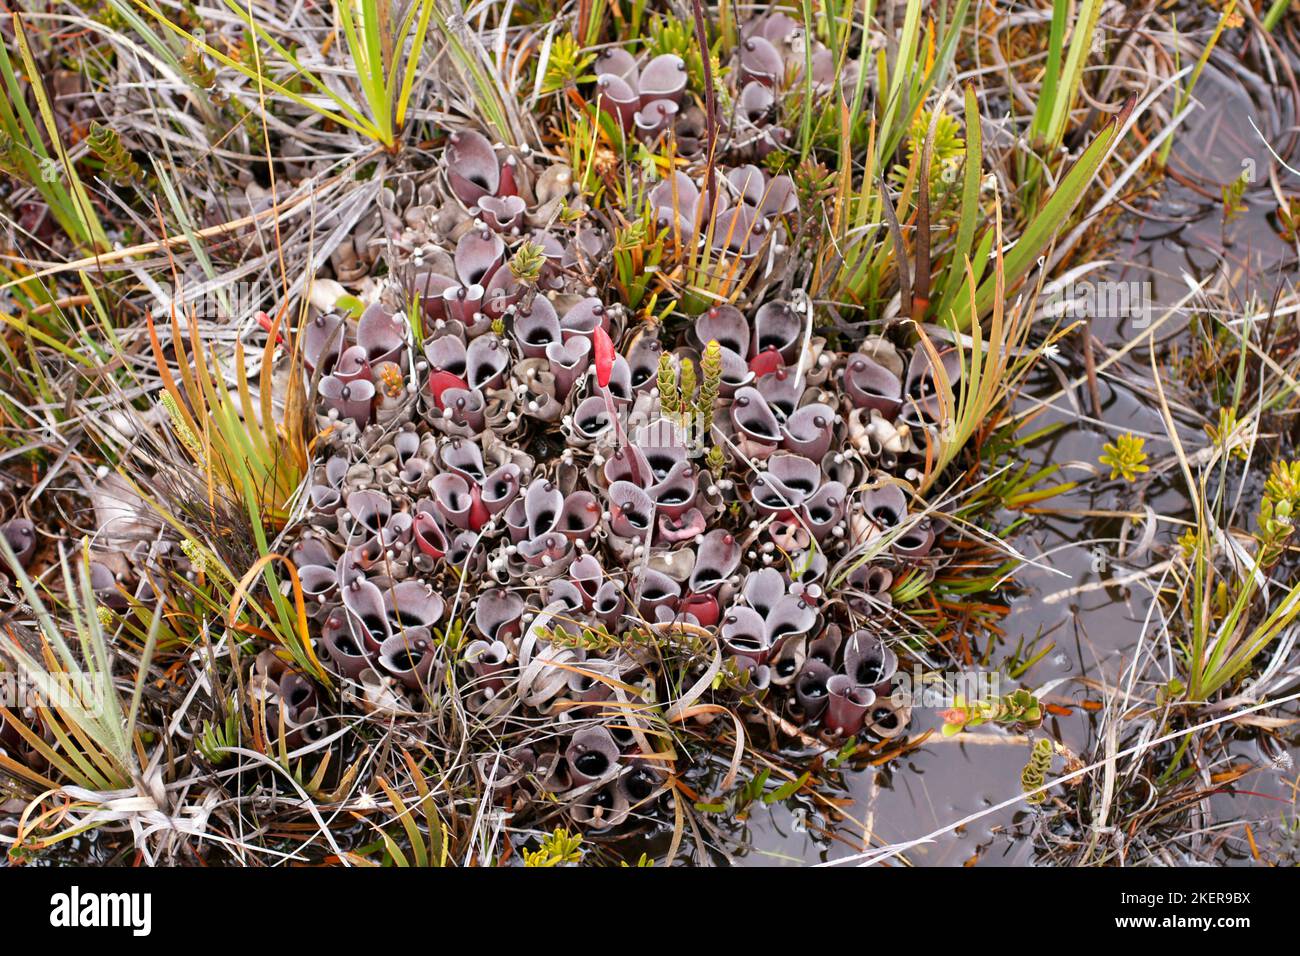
[972,96,1135,320]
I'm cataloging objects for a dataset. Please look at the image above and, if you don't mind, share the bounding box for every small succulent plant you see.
[1258,459,1300,565]
[87,122,144,184]
[1020,737,1055,804]
[1099,432,1149,482]
[522,827,585,866]
[939,689,1043,736]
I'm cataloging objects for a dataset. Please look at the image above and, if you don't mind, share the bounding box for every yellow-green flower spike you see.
[697,339,722,439]
[678,357,697,411]
[657,351,678,417]
[159,392,204,462]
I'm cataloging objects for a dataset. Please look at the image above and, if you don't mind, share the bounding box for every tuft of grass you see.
[131,0,439,150]
[0,13,109,251]
[1178,474,1300,701]
[138,301,325,685]
[146,304,307,532]
[915,204,1039,495]
[1029,0,1106,154]
[0,539,153,799]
